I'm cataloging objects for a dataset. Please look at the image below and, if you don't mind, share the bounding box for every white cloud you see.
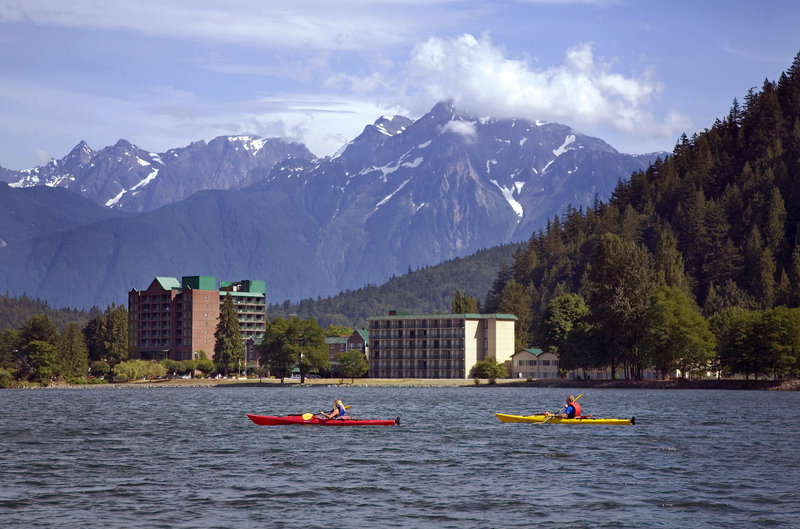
[406,34,690,140]
[441,120,478,142]
[0,1,439,50]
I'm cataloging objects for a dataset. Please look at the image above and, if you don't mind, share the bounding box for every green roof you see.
[155,277,181,290]
[182,276,217,290]
[519,348,545,357]
[368,313,518,321]
[325,337,348,344]
[219,279,266,294]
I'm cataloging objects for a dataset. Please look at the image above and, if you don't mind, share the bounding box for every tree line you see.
[0,292,368,387]
[482,51,800,380]
[0,304,128,387]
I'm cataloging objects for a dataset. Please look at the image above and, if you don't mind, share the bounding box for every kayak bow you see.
[495,413,634,425]
[247,414,399,426]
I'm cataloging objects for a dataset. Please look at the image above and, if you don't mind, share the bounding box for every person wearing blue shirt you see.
[557,395,581,418]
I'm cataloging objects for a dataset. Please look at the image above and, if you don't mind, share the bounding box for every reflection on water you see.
[1,386,799,528]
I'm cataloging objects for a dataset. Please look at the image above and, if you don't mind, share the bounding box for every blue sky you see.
[1,0,798,170]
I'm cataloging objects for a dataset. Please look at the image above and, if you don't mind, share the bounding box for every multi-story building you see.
[128,275,266,362]
[367,311,517,379]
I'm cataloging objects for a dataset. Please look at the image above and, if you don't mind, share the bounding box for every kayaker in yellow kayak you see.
[322,399,347,419]
[555,395,581,418]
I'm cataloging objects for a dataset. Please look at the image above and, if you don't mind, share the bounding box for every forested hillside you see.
[481,52,800,380]
[267,245,520,328]
[0,293,95,331]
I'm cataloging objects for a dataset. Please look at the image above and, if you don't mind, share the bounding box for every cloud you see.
[406,34,690,140]
[0,1,440,50]
[441,120,478,142]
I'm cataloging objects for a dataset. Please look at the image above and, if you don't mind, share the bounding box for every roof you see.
[367,313,518,321]
[325,337,348,344]
[354,329,368,341]
[513,348,549,357]
[155,277,181,290]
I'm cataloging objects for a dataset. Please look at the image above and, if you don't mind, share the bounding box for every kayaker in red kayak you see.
[556,395,581,418]
[322,399,347,419]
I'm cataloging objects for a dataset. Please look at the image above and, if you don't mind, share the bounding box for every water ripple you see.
[1,387,799,528]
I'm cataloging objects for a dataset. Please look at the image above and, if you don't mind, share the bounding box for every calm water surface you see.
[1,386,799,528]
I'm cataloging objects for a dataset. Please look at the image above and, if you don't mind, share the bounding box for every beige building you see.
[513,348,665,380]
[367,311,517,379]
[510,348,560,379]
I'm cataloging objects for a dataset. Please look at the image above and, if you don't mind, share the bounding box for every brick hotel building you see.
[128,276,266,362]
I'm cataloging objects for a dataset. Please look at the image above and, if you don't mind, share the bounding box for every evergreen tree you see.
[0,329,21,371]
[451,290,479,313]
[483,262,513,313]
[764,186,787,257]
[654,229,692,296]
[83,315,106,362]
[59,322,90,378]
[27,340,58,382]
[20,313,59,347]
[103,305,129,365]
[214,294,245,377]
[497,279,533,352]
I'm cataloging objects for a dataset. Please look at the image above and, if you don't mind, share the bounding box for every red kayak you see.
[247,413,399,426]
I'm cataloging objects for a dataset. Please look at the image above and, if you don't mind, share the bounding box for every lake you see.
[1,385,799,528]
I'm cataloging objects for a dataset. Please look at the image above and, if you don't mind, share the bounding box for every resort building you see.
[512,348,665,380]
[367,311,517,379]
[510,348,560,379]
[128,276,267,362]
[325,329,369,376]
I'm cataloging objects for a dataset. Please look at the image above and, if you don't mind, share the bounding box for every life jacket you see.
[567,402,581,418]
[335,403,346,417]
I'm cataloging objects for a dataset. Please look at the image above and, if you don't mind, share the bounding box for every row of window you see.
[370,319,467,330]
[517,359,557,366]
[373,329,464,339]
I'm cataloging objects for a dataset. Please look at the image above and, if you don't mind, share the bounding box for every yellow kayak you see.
[495,413,635,425]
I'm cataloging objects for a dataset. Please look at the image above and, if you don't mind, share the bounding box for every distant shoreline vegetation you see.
[10,377,799,391]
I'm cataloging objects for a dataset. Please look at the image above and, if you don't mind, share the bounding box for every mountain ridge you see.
[0,102,663,310]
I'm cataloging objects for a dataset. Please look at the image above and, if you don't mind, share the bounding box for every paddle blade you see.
[302,413,313,420]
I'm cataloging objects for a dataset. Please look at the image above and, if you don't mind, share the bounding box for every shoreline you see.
[23,377,800,391]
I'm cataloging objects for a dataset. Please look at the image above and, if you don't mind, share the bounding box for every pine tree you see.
[103,305,129,365]
[59,322,89,378]
[497,279,533,352]
[654,229,692,296]
[214,294,244,377]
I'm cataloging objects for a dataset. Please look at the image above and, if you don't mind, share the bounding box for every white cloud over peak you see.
[407,34,690,139]
[441,120,478,142]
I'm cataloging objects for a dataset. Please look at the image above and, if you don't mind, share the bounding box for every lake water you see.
[1,385,799,528]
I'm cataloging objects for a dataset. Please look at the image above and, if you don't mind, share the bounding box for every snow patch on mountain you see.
[105,188,126,207]
[403,157,423,169]
[553,135,576,156]
[491,179,524,218]
[376,177,412,208]
[227,136,267,154]
[131,168,159,192]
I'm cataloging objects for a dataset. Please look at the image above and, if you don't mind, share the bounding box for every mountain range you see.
[0,101,662,310]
